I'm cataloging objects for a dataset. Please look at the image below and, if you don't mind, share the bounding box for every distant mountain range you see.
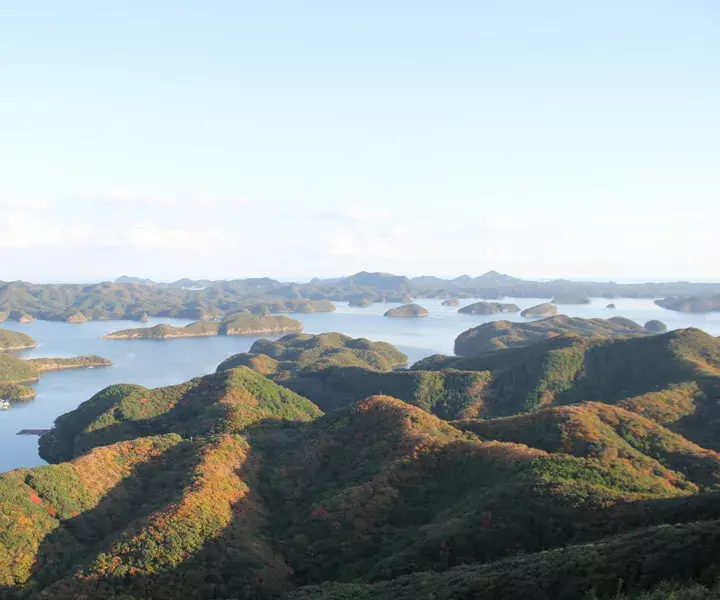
[114,270,720,301]
[0,270,718,324]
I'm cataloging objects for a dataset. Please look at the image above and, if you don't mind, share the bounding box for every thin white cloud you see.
[313,204,392,223]
[74,191,250,209]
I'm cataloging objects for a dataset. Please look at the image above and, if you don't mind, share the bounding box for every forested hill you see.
[2,325,720,598]
[2,270,720,322]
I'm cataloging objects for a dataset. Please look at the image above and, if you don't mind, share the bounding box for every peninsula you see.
[0,353,112,401]
[0,329,37,351]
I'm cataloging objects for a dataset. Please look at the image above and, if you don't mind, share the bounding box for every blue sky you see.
[1,1,718,282]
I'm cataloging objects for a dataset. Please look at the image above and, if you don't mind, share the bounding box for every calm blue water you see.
[2,298,719,473]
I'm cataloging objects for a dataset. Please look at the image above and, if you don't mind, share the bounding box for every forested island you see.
[105,315,303,340]
[0,320,718,598]
[458,301,520,315]
[2,270,720,323]
[520,302,558,317]
[383,303,429,318]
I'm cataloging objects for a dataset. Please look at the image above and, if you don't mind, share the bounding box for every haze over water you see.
[2,297,719,473]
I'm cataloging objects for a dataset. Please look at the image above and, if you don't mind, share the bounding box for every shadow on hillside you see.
[46,374,235,462]
[26,420,298,600]
[22,406,720,599]
[29,440,206,591]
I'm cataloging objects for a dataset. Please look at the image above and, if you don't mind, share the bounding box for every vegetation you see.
[348,297,373,307]
[552,292,591,304]
[3,273,720,322]
[105,315,302,339]
[216,333,419,411]
[415,328,720,449]
[441,298,460,306]
[656,296,720,313]
[384,303,429,318]
[218,333,407,373]
[0,353,42,383]
[645,319,668,332]
[458,301,520,315]
[0,329,36,350]
[2,326,720,598]
[0,382,36,400]
[521,302,558,317]
[0,353,112,386]
[220,314,303,335]
[454,315,647,356]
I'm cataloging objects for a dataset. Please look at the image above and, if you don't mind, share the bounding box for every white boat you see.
[0,400,10,410]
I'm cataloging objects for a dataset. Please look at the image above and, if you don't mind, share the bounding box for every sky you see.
[1,1,719,283]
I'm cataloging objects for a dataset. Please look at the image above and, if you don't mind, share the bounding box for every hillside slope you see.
[2,330,720,598]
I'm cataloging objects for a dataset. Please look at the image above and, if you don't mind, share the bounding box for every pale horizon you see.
[2,2,718,281]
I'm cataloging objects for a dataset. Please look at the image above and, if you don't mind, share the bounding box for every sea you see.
[2,297,720,473]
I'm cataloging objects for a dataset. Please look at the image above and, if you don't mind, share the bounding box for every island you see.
[348,297,373,307]
[550,293,591,304]
[0,329,37,351]
[384,303,429,318]
[3,272,720,323]
[655,295,720,313]
[520,303,558,318]
[607,303,616,308]
[458,301,521,315]
[441,298,460,306]
[645,319,668,333]
[104,315,303,340]
[65,311,90,324]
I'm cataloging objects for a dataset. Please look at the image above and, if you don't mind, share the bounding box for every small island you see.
[520,303,558,318]
[441,299,460,306]
[0,329,37,351]
[348,297,373,308]
[458,302,520,315]
[551,293,591,305]
[104,315,303,340]
[65,311,90,324]
[644,319,668,333]
[606,303,616,309]
[384,303,429,318]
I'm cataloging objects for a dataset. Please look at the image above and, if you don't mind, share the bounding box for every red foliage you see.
[29,491,42,505]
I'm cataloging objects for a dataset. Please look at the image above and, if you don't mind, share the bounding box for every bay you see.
[2,297,719,473]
